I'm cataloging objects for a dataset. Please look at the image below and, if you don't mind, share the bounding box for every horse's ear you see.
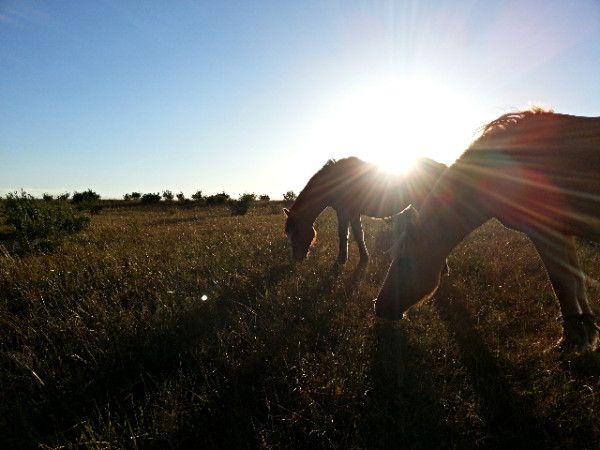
[403,204,420,225]
[283,208,290,217]
[392,205,419,236]
[443,259,450,276]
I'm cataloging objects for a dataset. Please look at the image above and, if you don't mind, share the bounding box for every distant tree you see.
[228,193,255,216]
[239,193,257,203]
[162,190,174,201]
[130,192,141,200]
[205,192,230,205]
[123,193,132,201]
[259,194,270,202]
[176,192,186,202]
[71,189,101,214]
[191,190,204,202]
[42,193,53,202]
[141,193,161,204]
[72,189,100,204]
[57,192,70,201]
[283,191,296,204]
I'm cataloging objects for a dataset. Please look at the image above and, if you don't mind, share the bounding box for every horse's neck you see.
[292,187,329,224]
[419,173,489,263]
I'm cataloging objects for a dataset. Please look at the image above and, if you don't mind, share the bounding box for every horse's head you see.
[374,206,446,320]
[284,208,317,261]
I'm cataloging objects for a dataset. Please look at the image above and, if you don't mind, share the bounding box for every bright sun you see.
[300,74,487,173]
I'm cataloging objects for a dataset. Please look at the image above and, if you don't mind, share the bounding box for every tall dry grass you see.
[1,203,599,448]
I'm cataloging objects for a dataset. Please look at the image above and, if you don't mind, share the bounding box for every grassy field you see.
[1,202,599,449]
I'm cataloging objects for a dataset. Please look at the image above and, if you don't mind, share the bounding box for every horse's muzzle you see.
[373,297,404,321]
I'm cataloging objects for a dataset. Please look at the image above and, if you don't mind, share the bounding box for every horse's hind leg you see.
[567,239,599,350]
[336,211,350,264]
[531,233,597,351]
[350,215,369,265]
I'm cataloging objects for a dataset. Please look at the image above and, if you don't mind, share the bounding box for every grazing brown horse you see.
[284,157,446,264]
[375,109,600,351]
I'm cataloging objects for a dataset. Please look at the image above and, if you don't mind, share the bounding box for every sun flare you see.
[300,74,487,174]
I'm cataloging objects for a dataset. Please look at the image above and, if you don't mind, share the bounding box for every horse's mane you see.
[304,158,339,187]
[479,106,554,138]
[460,107,556,157]
[300,157,365,194]
[292,157,365,212]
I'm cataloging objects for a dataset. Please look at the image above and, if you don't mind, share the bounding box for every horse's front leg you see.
[336,212,350,264]
[531,233,599,352]
[350,215,369,265]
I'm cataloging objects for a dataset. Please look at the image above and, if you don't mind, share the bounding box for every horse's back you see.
[463,113,600,238]
[329,158,445,218]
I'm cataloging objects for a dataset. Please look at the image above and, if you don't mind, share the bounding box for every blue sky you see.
[2,1,600,199]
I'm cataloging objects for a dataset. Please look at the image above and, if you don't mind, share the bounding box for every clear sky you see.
[2,1,600,199]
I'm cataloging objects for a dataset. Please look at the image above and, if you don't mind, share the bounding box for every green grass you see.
[1,203,599,448]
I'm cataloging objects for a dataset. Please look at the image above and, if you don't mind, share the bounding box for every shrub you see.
[123,193,132,201]
[239,193,257,203]
[141,193,161,204]
[131,192,141,200]
[259,194,270,202]
[162,190,174,201]
[205,192,230,205]
[2,191,90,252]
[71,189,102,214]
[228,199,250,216]
[72,189,100,204]
[42,193,54,202]
[283,190,296,204]
[228,193,255,216]
[191,190,204,202]
[176,192,186,202]
[57,192,70,201]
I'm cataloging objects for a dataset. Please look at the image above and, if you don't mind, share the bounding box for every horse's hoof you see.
[560,314,600,353]
[556,338,580,353]
[551,337,597,356]
[581,316,600,351]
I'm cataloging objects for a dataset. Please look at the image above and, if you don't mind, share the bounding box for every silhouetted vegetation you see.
[124,192,142,202]
[69,190,103,214]
[71,189,101,204]
[191,190,204,202]
[162,190,174,201]
[205,192,230,205]
[1,190,89,252]
[283,190,296,205]
[228,193,256,216]
[141,192,161,204]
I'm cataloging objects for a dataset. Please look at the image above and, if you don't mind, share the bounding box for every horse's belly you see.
[493,187,600,240]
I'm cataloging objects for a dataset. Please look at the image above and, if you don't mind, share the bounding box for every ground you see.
[1,202,599,449]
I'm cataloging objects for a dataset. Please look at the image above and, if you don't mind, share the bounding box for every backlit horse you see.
[375,109,600,351]
[284,157,446,265]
